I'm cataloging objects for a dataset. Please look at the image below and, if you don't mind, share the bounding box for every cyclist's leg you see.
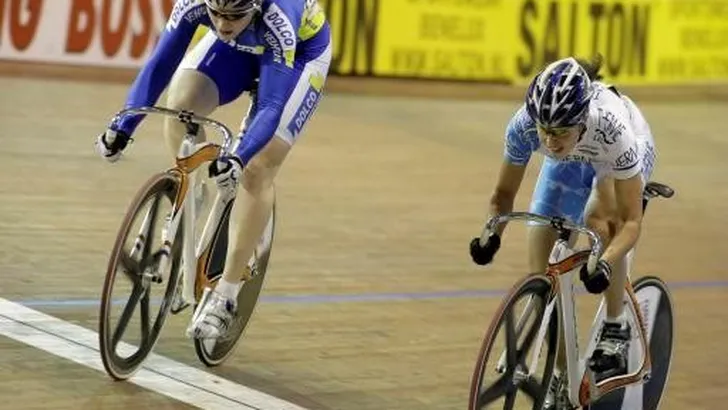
[167,30,259,204]
[180,34,275,339]
[582,175,633,381]
[164,67,216,158]
[529,158,595,407]
[219,39,333,292]
[165,32,219,156]
[221,135,286,287]
[527,158,561,273]
[527,157,596,272]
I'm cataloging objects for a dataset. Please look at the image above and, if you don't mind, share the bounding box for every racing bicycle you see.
[469,181,675,409]
[97,106,275,380]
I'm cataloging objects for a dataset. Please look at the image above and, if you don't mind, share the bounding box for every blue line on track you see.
[11,280,728,309]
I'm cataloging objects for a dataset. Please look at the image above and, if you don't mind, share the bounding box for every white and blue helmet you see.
[525,57,594,128]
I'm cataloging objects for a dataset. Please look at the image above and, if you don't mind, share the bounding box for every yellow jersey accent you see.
[309,72,325,91]
[298,0,326,41]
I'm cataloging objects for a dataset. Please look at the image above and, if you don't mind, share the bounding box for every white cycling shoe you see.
[186,287,237,339]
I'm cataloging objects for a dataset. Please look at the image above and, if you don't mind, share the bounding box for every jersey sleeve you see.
[605,113,642,180]
[113,1,203,135]
[611,137,641,180]
[234,1,304,163]
[503,105,539,166]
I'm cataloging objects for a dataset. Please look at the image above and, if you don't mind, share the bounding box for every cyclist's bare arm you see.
[488,160,527,236]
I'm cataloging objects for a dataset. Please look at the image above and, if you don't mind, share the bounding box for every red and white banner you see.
[0,0,177,68]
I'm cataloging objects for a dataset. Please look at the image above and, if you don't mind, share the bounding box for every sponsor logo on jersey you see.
[287,73,325,137]
[264,30,283,64]
[615,145,639,170]
[186,6,207,24]
[167,0,200,31]
[593,129,616,146]
[594,108,626,145]
[264,3,296,67]
[226,39,265,55]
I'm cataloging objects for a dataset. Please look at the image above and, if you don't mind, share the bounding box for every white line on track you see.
[0,297,309,410]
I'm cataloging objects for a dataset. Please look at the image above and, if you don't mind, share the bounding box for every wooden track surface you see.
[0,73,726,409]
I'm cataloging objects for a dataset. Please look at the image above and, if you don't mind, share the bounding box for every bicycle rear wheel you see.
[588,276,674,410]
[98,171,184,380]
[193,201,276,367]
[469,274,559,410]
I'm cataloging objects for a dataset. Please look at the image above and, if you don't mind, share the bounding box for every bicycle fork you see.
[129,207,154,261]
[129,196,165,287]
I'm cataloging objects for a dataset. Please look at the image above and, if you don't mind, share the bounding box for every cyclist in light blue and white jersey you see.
[95,0,331,340]
[469,56,657,408]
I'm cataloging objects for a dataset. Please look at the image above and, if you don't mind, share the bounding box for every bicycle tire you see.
[469,274,559,410]
[193,201,276,367]
[98,171,184,380]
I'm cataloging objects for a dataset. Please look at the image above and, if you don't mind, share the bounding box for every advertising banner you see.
[2,0,727,85]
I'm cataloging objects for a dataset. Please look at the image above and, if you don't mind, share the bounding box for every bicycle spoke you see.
[111,283,146,348]
[516,302,545,366]
[519,376,543,402]
[139,287,151,346]
[505,308,517,368]
[478,374,511,407]
[503,388,517,410]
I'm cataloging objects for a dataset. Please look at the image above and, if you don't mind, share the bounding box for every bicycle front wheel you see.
[98,171,184,380]
[469,274,559,410]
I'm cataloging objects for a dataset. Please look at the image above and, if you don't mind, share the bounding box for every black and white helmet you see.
[204,0,261,14]
[525,57,594,128]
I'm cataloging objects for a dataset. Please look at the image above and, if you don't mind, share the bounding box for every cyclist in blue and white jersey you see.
[95,0,331,340]
[469,56,657,407]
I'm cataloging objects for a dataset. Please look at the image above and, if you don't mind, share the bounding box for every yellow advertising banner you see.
[649,0,728,84]
[511,0,654,85]
[191,0,728,85]
[372,0,515,81]
[510,0,728,85]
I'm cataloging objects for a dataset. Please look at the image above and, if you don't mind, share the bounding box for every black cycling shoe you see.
[589,320,631,383]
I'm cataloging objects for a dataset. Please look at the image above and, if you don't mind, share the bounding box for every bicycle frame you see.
[110,106,238,306]
[547,244,651,406]
[482,212,652,407]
